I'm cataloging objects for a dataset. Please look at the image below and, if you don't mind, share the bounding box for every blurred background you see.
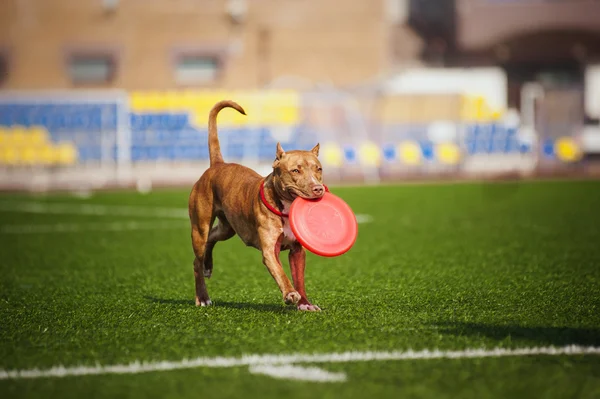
[0,0,599,192]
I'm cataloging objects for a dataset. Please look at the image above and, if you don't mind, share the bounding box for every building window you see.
[174,52,222,85]
[66,51,116,85]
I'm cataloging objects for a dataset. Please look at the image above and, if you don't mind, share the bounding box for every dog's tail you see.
[208,100,246,166]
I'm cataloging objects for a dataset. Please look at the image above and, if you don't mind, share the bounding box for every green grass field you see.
[1,180,599,398]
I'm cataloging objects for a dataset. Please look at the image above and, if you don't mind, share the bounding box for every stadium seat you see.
[554,137,582,162]
[29,126,50,146]
[130,92,147,112]
[0,146,19,165]
[39,145,56,165]
[164,91,184,110]
[0,128,9,146]
[421,142,435,161]
[137,92,166,112]
[10,126,28,147]
[20,146,39,165]
[343,146,357,163]
[542,139,555,158]
[436,143,461,165]
[382,144,396,163]
[320,143,344,167]
[178,91,200,109]
[56,143,78,165]
[398,141,422,165]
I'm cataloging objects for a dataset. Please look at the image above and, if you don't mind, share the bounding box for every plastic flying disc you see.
[289,192,358,257]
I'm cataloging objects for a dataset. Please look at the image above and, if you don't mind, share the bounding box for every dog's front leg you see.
[289,244,321,311]
[260,230,301,305]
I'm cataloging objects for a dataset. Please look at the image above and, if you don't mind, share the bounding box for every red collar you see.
[260,181,288,218]
[259,181,330,218]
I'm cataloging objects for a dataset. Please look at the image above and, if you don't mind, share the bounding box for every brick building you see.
[0,0,422,90]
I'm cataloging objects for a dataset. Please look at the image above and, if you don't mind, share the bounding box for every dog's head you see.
[272,142,325,200]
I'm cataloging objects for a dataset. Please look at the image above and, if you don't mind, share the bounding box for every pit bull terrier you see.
[188,100,325,311]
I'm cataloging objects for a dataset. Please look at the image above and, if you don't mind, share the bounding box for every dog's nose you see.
[312,185,324,196]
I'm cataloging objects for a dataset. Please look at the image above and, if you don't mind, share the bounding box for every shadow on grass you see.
[144,296,289,313]
[436,321,600,346]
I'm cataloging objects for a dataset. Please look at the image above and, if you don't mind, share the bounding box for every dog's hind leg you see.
[191,214,214,307]
[203,217,236,279]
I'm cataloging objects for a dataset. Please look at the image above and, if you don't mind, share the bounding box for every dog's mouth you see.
[288,188,324,200]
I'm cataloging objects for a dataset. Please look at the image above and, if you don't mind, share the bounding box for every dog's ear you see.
[311,143,320,157]
[273,142,286,168]
[275,142,286,160]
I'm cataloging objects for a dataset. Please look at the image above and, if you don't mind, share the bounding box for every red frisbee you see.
[289,192,358,257]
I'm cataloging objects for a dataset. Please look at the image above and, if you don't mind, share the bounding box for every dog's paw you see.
[298,303,321,312]
[284,291,301,305]
[195,297,212,307]
[203,269,212,279]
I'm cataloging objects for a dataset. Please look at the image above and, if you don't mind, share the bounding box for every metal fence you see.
[0,87,586,191]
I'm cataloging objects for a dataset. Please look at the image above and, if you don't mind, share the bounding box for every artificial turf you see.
[0,180,599,398]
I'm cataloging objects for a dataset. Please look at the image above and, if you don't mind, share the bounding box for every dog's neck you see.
[263,173,297,242]
[263,173,293,212]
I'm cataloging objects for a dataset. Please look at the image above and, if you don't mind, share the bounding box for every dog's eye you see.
[291,169,300,174]
[317,167,322,172]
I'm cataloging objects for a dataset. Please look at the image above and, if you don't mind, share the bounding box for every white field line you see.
[248,364,347,382]
[0,201,373,223]
[0,202,189,219]
[0,221,185,234]
[355,214,373,224]
[0,345,598,382]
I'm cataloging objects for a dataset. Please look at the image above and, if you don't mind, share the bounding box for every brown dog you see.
[188,100,325,311]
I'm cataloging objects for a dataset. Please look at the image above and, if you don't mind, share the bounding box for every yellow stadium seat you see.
[279,106,299,125]
[436,143,461,165]
[56,143,78,165]
[164,91,184,110]
[207,90,230,105]
[321,143,344,167]
[20,146,39,165]
[39,145,56,165]
[358,142,382,167]
[179,91,201,109]
[195,91,217,111]
[23,133,37,147]
[131,92,165,112]
[397,141,422,165]
[10,126,28,147]
[146,92,167,111]
[270,91,300,125]
[554,137,582,163]
[130,92,147,112]
[29,126,50,146]
[0,146,19,165]
[0,129,9,146]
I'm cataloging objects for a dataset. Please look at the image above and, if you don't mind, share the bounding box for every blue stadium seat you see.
[344,146,357,163]
[465,139,477,155]
[420,142,434,160]
[519,143,532,154]
[542,139,555,158]
[78,146,102,161]
[382,144,396,162]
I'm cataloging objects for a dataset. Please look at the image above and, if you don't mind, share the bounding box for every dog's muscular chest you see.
[281,200,297,243]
